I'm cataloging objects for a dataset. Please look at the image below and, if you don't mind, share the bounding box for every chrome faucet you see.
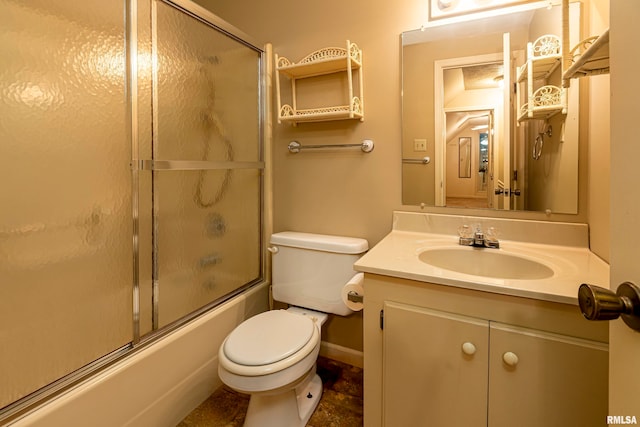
[474,228,485,246]
[458,224,500,249]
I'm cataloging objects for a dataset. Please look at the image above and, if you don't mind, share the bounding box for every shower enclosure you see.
[0,0,266,420]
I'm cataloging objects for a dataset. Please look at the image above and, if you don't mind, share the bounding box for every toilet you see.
[218,231,368,427]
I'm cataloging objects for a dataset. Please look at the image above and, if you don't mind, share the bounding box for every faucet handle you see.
[485,227,499,240]
[458,225,474,246]
[458,224,473,239]
[485,227,500,248]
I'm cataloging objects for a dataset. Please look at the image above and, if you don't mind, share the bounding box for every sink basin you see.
[418,247,554,280]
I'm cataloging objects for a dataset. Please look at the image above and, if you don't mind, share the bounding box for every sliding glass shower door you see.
[0,0,265,416]
[0,0,133,409]
[150,0,264,329]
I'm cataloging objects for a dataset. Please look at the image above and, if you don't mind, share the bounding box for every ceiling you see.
[461,63,503,90]
[443,62,501,141]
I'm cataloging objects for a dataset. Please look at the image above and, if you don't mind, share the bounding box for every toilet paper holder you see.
[347,291,363,304]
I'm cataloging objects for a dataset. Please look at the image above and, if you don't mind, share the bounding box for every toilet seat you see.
[219,310,320,377]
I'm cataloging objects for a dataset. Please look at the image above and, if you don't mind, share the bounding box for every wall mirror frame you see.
[401,1,581,214]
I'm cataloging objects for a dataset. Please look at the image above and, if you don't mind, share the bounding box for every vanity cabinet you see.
[383,302,489,426]
[487,322,607,427]
[274,40,364,125]
[364,274,608,427]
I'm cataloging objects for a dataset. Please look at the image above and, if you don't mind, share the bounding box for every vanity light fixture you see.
[429,0,556,21]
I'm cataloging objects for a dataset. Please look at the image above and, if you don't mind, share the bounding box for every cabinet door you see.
[383,301,489,427]
[488,322,608,427]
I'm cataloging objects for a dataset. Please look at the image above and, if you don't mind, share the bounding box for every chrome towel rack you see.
[402,156,430,164]
[287,139,374,154]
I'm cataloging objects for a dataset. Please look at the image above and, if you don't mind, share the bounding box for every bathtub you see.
[10,282,270,427]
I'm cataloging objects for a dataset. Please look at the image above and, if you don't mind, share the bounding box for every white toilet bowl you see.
[218,308,328,427]
[217,231,368,426]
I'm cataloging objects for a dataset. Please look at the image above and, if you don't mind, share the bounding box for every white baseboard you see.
[319,341,363,369]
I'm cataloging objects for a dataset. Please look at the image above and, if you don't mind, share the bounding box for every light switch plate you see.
[414,139,427,152]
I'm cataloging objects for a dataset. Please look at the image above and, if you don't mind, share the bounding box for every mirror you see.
[401,3,580,213]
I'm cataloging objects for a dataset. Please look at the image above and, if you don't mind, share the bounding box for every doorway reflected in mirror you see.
[401,2,581,214]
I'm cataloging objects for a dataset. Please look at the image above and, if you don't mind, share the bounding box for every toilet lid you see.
[223,310,315,366]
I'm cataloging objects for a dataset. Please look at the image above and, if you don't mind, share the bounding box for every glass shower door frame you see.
[0,0,267,421]
[144,0,267,335]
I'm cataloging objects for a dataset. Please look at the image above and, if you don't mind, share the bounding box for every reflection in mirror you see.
[478,132,489,192]
[401,3,580,213]
[458,137,471,179]
[447,110,493,208]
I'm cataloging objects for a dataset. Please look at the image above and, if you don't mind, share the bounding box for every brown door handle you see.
[578,282,640,332]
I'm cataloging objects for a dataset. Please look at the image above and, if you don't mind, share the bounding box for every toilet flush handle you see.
[267,246,278,254]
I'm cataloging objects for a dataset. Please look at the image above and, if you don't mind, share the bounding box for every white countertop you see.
[354,230,610,305]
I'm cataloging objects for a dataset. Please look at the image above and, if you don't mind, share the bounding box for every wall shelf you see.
[516,34,566,122]
[563,28,610,80]
[275,40,364,125]
[517,85,566,122]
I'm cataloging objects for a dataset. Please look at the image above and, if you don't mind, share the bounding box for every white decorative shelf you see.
[517,85,566,122]
[275,40,364,125]
[563,28,610,80]
[516,34,566,122]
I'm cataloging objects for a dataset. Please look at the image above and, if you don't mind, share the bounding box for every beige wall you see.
[198,0,611,351]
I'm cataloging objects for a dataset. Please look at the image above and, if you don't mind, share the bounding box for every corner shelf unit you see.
[516,34,566,122]
[563,28,610,80]
[275,40,364,125]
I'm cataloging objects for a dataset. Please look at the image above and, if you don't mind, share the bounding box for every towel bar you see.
[287,140,374,154]
[402,157,430,164]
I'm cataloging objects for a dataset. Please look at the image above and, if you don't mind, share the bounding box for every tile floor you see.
[177,357,363,427]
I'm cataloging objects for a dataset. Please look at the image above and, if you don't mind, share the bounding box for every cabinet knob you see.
[461,342,476,356]
[502,351,519,367]
[578,282,640,332]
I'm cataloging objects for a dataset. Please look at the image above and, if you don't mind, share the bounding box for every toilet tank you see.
[270,232,368,316]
